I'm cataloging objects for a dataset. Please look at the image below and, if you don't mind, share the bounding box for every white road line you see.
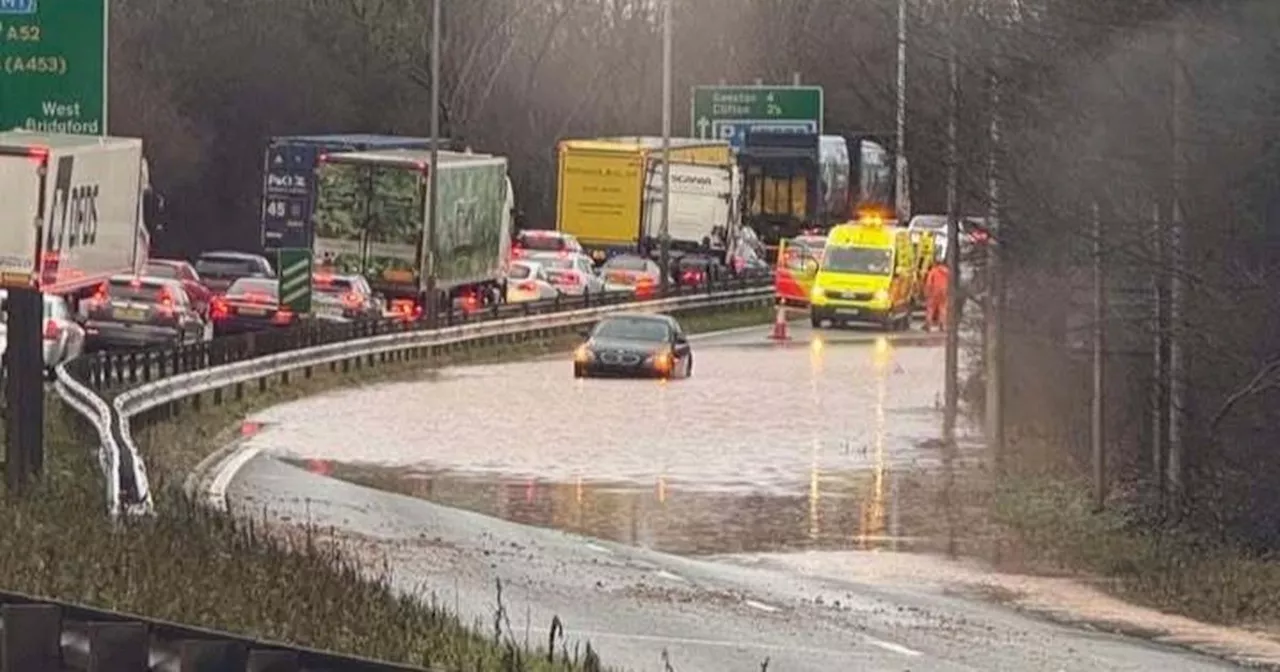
[206,445,264,511]
[654,569,689,583]
[585,542,613,554]
[744,599,780,613]
[863,635,923,657]
[570,629,875,658]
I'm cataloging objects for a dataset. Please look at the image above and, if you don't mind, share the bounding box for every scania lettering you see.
[0,132,151,294]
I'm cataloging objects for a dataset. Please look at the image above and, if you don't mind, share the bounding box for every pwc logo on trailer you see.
[41,155,101,284]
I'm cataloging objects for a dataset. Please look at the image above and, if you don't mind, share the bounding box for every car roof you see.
[600,312,676,325]
[109,274,183,288]
[145,258,189,266]
[197,250,266,261]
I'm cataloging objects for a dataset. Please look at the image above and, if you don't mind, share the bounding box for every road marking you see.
[745,599,780,613]
[206,445,264,511]
[585,542,613,554]
[864,636,923,657]
[571,629,875,658]
[654,569,689,583]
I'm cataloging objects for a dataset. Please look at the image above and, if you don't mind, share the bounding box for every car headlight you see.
[648,349,673,371]
[809,283,825,301]
[874,289,890,303]
[574,345,592,363]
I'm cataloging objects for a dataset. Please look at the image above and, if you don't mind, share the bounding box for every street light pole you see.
[425,0,441,326]
[894,0,908,222]
[659,0,673,292]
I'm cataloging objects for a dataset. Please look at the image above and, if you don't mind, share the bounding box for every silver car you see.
[0,290,87,375]
[526,251,605,296]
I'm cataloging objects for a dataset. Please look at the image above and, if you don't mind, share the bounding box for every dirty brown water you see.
[257,324,1000,558]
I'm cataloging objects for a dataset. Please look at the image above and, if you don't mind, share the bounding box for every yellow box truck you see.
[555,137,732,263]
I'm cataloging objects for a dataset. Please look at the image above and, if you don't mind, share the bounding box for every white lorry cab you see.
[0,132,154,300]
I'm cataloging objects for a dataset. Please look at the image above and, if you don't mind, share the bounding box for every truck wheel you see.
[810,314,822,329]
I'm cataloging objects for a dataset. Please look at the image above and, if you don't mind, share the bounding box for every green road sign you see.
[277,248,313,314]
[690,85,823,149]
[0,0,108,134]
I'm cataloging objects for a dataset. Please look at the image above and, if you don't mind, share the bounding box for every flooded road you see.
[246,323,985,554]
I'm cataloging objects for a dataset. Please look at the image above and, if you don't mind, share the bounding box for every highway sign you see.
[277,248,313,314]
[690,85,823,149]
[0,0,107,134]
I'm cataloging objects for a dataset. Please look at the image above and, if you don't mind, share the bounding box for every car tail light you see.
[517,281,536,292]
[682,270,703,283]
[272,308,294,325]
[341,291,362,308]
[562,272,582,285]
[211,297,229,319]
[42,319,60,341]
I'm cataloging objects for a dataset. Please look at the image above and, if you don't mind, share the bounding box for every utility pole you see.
[1150,201,1168,510]
[942,1,960,445]
[658,0,673,293]
[1091,201,1107,512]
[1167,18,1187,506]
[893,0,908,224]
[424,0,442,326]
[984,70,1004,471]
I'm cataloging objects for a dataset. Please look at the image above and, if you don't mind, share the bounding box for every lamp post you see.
[658,0,673,292]
[425,0,442,326]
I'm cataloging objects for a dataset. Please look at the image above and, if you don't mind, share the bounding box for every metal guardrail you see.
[0,590,429,672]
[54,273,774,516]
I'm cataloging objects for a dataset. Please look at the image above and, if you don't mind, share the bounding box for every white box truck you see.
[0,132,151,296]
[642,160,741,260]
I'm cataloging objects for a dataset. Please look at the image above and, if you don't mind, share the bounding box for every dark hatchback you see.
[211,278,298,336]
[573,313,693,380]
[195,251,275,294]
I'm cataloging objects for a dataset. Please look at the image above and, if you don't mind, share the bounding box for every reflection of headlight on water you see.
[810,336,824,354]
[873,336,891,361]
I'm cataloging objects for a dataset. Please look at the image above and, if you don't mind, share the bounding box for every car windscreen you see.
[910,216,948,230]
[108,280,169,303]
[593,318,672,342]
[143,263,182,279]
[197,257,260,277]
[822,247,894,275]
[603,257,650,272]
[517,234,565,251]
[534,256,573,270]
[507,264,534,280]
[227,278,278,299]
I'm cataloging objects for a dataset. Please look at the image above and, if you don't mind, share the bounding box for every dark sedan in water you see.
[573,312,693,380]
[211,278,299,336]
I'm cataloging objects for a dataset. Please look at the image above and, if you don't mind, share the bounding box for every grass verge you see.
[990,472,1280,631]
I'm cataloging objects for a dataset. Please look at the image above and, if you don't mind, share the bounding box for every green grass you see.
[990,473,1280,630]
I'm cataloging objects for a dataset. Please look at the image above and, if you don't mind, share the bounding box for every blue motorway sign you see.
[0,0,36,14]
[260,143,318,250]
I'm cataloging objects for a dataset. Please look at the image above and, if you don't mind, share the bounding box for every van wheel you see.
[810,314,822,329]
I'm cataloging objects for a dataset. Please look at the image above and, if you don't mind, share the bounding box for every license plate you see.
[113,307,145,322]
[607,272,633,284]
[836,308,862,316]
[238,306,267,316]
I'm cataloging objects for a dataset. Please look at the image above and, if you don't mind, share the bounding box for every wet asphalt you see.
[224,323,1245,670]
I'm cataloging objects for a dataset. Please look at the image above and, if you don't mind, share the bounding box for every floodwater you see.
[250,324,991,557]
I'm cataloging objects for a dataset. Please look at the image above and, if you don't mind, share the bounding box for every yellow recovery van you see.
[808,214,923,330]
[556,137,732,263]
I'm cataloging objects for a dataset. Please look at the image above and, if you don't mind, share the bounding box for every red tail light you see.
[516,281,536,291]
[340,291,362,308]
[92,282,108,303]
[682,270,703,283]
[272,308,294,324]
[211,297,229,319]
[42,319,60,341]
[561,272,582,285]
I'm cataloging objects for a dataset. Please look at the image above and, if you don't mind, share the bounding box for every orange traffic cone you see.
[768,304,790,341]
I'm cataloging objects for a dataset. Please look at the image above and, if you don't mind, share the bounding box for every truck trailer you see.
[555,137,734,263]
[260,134,456,252]
[311,148,513,316]
[0,132,153,296]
